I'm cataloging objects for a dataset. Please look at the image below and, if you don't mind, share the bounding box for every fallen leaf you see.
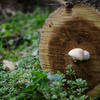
[3,60,16,71]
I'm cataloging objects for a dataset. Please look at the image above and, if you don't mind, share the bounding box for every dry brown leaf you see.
[3,60,16,71]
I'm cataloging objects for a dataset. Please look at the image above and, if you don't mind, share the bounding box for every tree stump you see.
[39,4,100,96]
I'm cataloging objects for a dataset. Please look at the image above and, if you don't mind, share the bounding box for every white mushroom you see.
[68,48,90,61]
[83,50,90,60]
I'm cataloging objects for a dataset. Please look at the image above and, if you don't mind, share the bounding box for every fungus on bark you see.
[68,48,90,61]
[39,4,100,96]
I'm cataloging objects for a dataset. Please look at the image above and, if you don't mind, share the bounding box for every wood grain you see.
[39,4,100,96]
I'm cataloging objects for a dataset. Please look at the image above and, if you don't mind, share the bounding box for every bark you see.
[67,0,100,10]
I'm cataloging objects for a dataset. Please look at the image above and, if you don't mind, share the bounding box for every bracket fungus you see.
[39,4,100,96]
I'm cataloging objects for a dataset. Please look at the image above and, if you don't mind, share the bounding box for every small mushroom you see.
[68,48,90,61]
[83,50,90,60]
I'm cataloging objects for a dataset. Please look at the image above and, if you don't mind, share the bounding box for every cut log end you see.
[39,4,100,96]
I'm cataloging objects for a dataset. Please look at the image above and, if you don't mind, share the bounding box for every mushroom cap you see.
[83,50,90,60]
[39,4,100,96]
[68,48,90,61]
[68,48,84,61]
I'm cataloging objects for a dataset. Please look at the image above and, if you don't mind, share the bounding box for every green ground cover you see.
[0,7,98,100]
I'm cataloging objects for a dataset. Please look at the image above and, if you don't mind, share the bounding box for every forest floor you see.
[0,7,51,99]
[0,5,99,100]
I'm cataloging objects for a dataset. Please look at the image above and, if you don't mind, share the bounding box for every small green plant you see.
[39,65,88,100]
[13,64,88,100]
[0,59,89,100]
[65,65,88,100]
[0,7,50,61]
